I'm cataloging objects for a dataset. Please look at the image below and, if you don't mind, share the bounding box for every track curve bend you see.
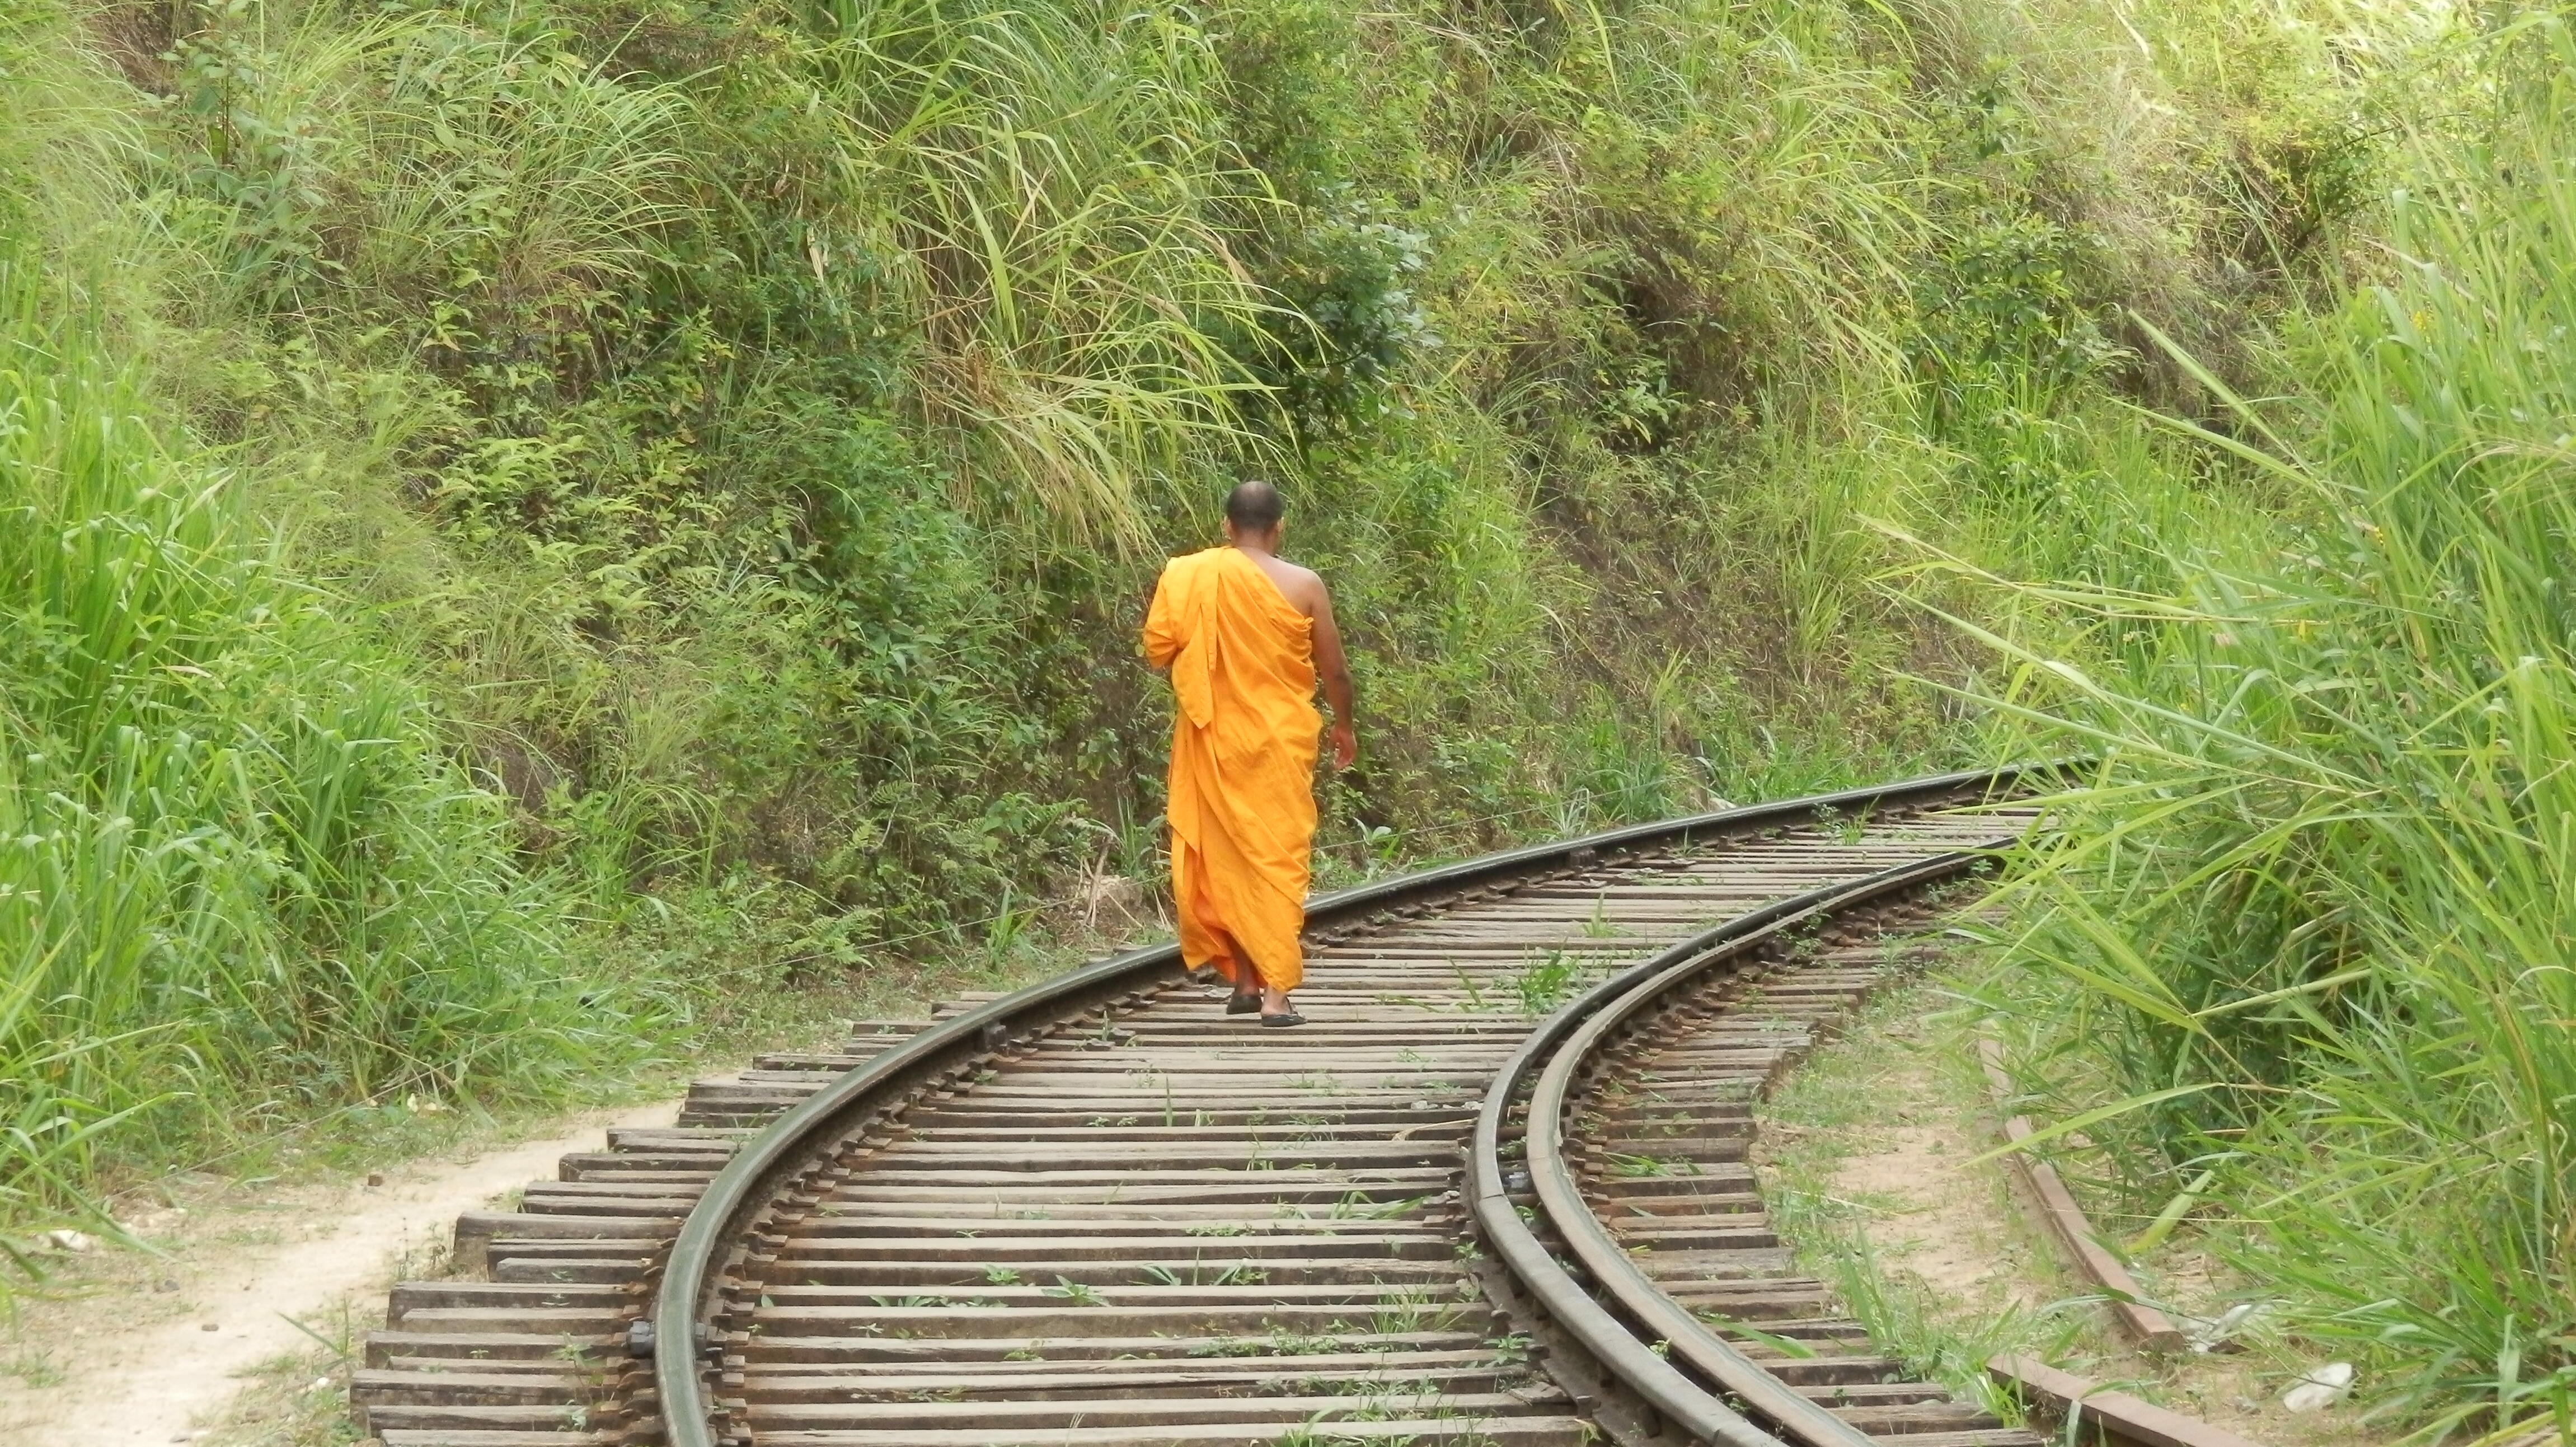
[353,769,2046,1447]
[1477,845,2042,1447]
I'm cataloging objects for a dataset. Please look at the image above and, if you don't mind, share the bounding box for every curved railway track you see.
[354,769,2048,1447]
[1475,852,2038,1447]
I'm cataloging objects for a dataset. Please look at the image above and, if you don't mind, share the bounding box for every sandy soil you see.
[1783,1006,2391,1447]
[1823,1069,2061,1317]
[0,1099,679,1447]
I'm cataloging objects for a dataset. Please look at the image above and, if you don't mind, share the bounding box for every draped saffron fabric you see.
[1142,546,1320,992]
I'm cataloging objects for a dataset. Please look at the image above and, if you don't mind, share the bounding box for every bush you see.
[0,256,632,1214]
[1972,21,2576,1429]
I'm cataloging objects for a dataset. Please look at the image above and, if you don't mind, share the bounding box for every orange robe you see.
[1142,546,1321,994]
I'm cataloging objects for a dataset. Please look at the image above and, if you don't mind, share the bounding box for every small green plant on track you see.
[1511,952,1594,1015]
[1040,1276,1105,1306]
[1580,897,1620,939]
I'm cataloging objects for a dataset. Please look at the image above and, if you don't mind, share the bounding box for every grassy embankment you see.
[1958,19,2576,1437]
[0,261,630,1229]
[0,0,2372,1312]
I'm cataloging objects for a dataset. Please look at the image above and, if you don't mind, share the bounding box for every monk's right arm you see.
[1310,587,1358,770]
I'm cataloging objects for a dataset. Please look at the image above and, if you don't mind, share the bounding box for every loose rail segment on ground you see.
[353,767,2051,1447]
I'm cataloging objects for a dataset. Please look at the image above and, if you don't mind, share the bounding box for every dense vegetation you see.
[0,0,2271,1195]
[1983,22,2576,1436]
[11,0,2568,1428]
[0,262,624,1212]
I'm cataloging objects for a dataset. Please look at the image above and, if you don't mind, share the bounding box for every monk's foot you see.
[1259,1010,1308,1029]
[1225,991,1261,1015]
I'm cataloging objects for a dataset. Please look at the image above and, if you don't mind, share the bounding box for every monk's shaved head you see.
[1224,480,1285,534]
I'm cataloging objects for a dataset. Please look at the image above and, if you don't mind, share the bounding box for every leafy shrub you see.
[1244,193,1438,442]
[0,256,630,1212]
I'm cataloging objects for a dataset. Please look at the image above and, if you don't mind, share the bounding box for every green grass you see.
[0,253,637,1220]
[1955,18,2576,1435]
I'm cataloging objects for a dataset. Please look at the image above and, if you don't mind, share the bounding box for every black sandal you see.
[1259,1011,1307,1028]
[1226,992,1261,1015]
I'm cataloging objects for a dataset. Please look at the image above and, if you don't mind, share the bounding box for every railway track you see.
[1475,851,2040,1447]
[353,768,2047,1447]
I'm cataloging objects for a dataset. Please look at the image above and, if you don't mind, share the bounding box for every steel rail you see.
[1512,849,2008,1447]
[652,764,2047,1447]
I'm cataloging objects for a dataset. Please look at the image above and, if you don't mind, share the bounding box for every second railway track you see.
[353,768,2047,1447]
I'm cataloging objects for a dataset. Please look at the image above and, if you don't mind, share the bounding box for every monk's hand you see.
[1329,720,1358,771]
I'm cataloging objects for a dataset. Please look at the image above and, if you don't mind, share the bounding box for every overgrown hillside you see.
[3,0,2377,1261]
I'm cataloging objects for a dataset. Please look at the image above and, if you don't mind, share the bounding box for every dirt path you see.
[0,1099,679,1447]
[1758,990,2393,1447]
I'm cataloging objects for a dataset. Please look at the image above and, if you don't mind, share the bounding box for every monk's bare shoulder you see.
[1250,554,1327,617]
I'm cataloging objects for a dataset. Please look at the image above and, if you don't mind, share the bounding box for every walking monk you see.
[1143,481,1358,1028]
